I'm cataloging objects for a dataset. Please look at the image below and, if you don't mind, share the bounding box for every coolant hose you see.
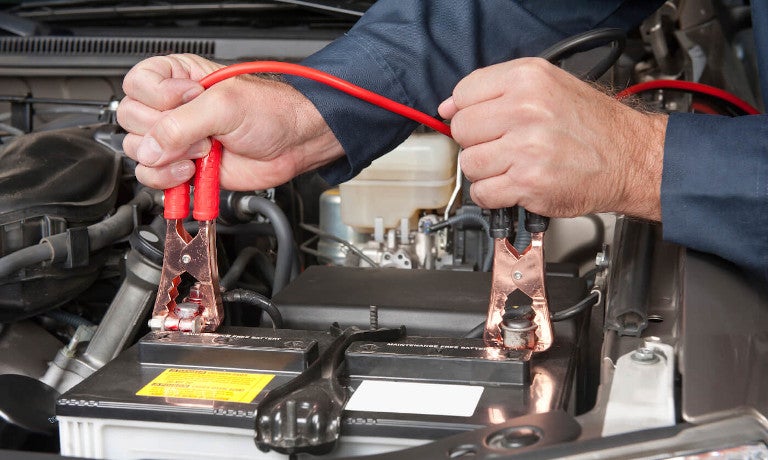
[239,195,295,295]
[428,213,493,272]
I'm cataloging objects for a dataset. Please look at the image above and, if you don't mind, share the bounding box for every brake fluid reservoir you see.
[339,133,459,230]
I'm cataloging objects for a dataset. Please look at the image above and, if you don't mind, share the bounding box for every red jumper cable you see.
[149,61,550,351]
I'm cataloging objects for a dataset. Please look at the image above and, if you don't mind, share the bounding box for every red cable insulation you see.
[166,63,760,219]
[616,79,760,115]
[199,61,453,137]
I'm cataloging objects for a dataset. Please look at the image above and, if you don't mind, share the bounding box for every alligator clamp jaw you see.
[483,208,553,353]
[149,140,224,333]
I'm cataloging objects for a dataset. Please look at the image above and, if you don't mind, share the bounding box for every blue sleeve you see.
[662,113,768,279]
[286,0,664,184]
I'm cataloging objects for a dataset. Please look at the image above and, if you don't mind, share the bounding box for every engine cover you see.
[0,125,122,321]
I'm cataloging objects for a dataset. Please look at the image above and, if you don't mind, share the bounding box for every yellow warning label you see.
[136,368,274,403]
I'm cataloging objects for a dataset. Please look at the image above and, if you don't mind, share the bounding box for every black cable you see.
[539,28,626,81]
[222,288,283,329]
[299,222,380,267]
[551,290,601,322]
[464,289,601,337]
[464,321,485,339]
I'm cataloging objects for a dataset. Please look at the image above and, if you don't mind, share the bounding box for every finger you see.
[138,82,243,165]
[134,160,195,190]
[450,100,520,148]
[437,96,458,119]
[123,133,142,160]
[116,97,162,135]
[122,56,204,111]
[134,132,212,166]
[459,141,516,183]
[451,57,549,110]
[469,174,522,210]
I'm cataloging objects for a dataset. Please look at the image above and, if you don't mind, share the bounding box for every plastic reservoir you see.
[339,133,459,230]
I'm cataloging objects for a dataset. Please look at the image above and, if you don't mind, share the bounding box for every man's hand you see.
[438,57,667,221]
[118,54,344,191]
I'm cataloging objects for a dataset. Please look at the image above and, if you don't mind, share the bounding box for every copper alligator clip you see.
[484,209,553,353]
[149,140,224,333]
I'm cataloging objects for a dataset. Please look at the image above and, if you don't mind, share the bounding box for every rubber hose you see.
[0,244,53,279]
[221,247,267,291]
[89,189,155,251]
[222,288,283,329]
[0,189,158,278]
[240,196,295,295]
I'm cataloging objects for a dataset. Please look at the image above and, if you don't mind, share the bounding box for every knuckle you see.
[122,134,139,159]
[449,112,471,146]
[468,182,488,208]
[134,165,163,189]
[154,113,187,149]
[458,149,477,177]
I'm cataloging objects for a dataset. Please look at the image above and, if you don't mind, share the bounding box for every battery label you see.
[136,368,275,403]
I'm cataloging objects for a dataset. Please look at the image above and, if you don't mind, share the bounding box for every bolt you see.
[631,346,659,364]
[595,252,609,268]
[174,301,202,319]
[513,271,523,280]
[148,317,164,330]
[181,254,192,264]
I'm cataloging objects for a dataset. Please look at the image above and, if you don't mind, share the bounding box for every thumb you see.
[438,96,459,119]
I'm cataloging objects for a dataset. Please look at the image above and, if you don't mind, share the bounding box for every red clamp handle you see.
[192,139,222,221]
[164,182,190,219]
[163,139,221,220]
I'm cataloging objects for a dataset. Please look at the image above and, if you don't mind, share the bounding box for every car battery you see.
[56,319,581,460]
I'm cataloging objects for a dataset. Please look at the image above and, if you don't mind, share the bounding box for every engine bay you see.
[0,1,767,459]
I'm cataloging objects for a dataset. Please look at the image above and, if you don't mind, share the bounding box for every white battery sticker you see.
[345,381,484,417]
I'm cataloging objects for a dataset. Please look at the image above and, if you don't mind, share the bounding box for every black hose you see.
[551,290,601,322]
[89,189,155,250]
[240,196,295,295]
[427,213,493,272]
[0,244,54,279]
[0,188,158,279]
[220,247,275,291]
[539,28,626,81]
[222,288,283,329]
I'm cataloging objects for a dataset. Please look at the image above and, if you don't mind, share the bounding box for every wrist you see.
[285,82,346,173]
[616,111,667,221]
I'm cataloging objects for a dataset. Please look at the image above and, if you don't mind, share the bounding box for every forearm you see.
[288,0,664,184]
[662,113,768,278]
